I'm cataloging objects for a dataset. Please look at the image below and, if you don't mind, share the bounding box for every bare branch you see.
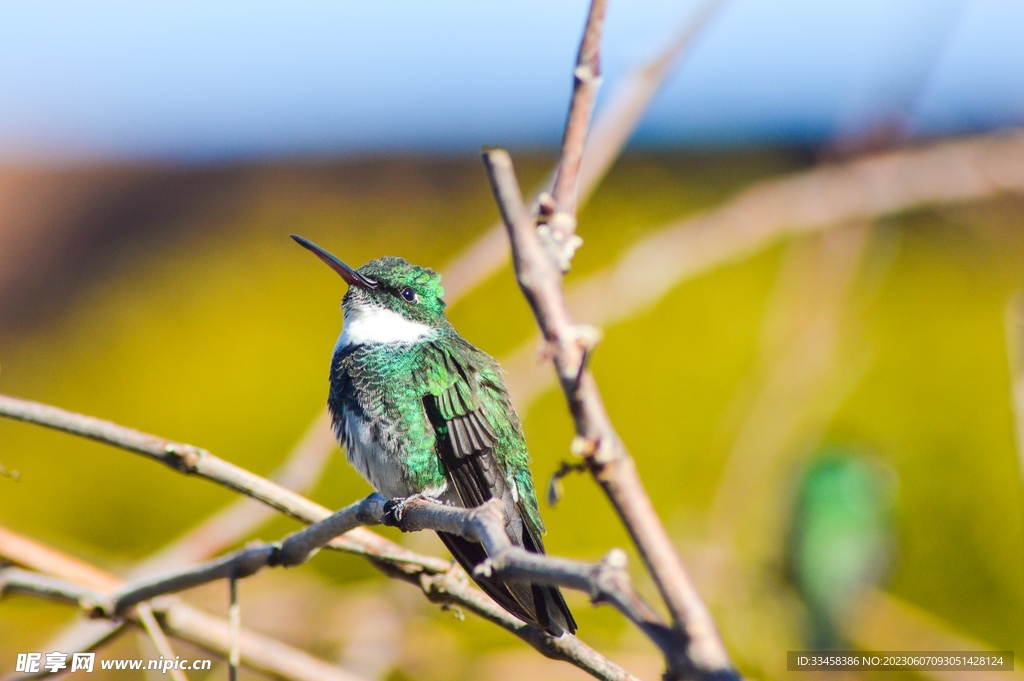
[1006,292,1024,483]
[0,405,636,681]
[154,598,365,681]
[34,411,340,665]
[441,1,717,302]
[578,0,726,196]
[0,508,638,681]
[0,525,120,591]
[570,129,1024,329]
[130,409,337,578]
[137,603,189,681]
[0,393,447,574]
[483,148,736,680]
[544,0,609,269]
[385,498,675,655]
[37,491,664,670]
[0,569,364,681]
[0,526,365,681]
[83,495,384,616]
[495,128,1024,414]
[228,577,239,681]
[409,567,639,681]
[1,501,644,681]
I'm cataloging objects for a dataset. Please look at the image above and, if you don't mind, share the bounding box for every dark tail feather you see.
[520,519,577,636]
[437,531,577,636]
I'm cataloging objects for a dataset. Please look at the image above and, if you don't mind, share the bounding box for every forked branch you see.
[484,150,736,679]
[2,493,662,674]
[0,394,635,681]
[0,393,445,573]
[0,526,364,681]
[480,2,739,670]
[385,498,674,655]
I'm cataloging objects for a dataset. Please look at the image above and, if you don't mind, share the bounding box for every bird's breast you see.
[338,408,417,498]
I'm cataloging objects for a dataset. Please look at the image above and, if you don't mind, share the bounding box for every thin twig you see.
[406,566,639,681]
[483,147,736,680]
[544,0,609,270]
[1005,291,1024,484]
[156,596,364,681]
[577,0,727,198]
[137,603,189,681]
[228,577,239,681]
[440,0,718,302]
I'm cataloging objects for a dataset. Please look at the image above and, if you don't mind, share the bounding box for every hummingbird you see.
[785,448,895,649]
[292,234,577,637]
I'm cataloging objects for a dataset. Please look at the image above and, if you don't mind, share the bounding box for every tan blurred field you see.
[1,148,1023,680]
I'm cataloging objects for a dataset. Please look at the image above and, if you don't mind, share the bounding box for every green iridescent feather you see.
[331,333,544,536]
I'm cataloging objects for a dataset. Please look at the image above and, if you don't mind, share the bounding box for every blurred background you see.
[2,0,1024,679]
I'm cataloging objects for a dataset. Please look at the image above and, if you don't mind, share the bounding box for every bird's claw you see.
[383,492,440,525]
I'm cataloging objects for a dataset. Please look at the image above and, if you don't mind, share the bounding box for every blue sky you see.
[1,0,1022,163]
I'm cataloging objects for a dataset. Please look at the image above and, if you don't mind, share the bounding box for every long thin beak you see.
[291,235,378,289]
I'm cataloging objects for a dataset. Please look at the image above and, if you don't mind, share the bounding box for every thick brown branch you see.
[483,147,737,680]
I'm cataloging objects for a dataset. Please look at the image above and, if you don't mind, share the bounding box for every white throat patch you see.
[336,304,433,349]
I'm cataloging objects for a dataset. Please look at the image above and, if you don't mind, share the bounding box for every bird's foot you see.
[383,492,442,525]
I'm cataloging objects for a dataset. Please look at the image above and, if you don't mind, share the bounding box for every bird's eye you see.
[401,287,416,302]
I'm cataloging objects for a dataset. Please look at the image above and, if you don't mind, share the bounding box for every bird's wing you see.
[417,341,576,635]
[420,343,519,526]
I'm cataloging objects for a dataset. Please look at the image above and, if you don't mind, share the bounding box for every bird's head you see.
[291,235,449,330]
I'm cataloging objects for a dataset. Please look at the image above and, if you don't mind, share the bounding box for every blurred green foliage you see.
[1,150,1023,679]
